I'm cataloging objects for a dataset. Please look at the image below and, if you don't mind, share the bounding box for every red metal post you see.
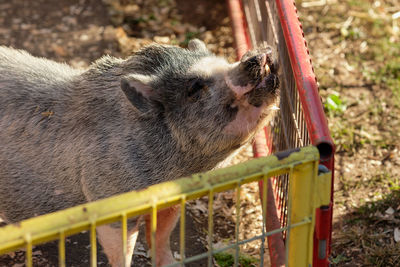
[228,0,335,265]
[274,1,335,265]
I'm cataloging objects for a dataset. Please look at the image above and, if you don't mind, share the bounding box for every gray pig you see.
[0,39,279,266]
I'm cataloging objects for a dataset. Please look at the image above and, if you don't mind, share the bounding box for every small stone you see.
[385,207,395,215]
[80,34,89,41]
[394,228,400,242]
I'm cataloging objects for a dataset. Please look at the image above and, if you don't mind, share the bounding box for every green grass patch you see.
[325,93,347,114]
[330,253,351,264]
[214,252,258,267]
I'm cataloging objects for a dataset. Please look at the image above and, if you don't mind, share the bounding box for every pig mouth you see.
[246,74,279,108]
[223,52,280,138]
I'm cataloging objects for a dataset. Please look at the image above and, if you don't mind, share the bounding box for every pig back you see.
[0,47,179,222]
[0,47,88,222]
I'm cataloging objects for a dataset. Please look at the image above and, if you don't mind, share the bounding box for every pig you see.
[0,39,279,266]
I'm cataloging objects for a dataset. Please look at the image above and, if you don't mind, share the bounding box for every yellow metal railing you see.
[0,146,331,266]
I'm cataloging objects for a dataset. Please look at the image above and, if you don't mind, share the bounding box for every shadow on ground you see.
[331,190,400,266]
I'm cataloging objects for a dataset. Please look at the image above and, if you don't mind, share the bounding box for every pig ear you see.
[120,74,159,113]
[188,39,208,53]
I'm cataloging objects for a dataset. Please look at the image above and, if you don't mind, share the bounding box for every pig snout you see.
[226,48,279,105]
[239,53,269,82]
[223,48,279,136]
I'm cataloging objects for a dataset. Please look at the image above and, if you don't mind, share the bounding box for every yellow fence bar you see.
[90,222,97,267]
[287,158,332,266]
[207,189,214,267]
[260,176,268,265]
[179,197,186,266]
[121,212,128,267]
[151,204,157,267]
[58,230,66,267]
[25,234,32,267]
[234,182,241,267]
[315,171,332,208]
[0,146,329,267]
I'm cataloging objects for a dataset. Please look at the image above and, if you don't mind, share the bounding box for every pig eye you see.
[187,79,208,100]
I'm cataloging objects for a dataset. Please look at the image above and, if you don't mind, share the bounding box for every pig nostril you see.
[239,55,266,78]
[245,55,263,67]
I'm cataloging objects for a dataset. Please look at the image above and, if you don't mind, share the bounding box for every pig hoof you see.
[157,252,176,267]
[158,259,176,267]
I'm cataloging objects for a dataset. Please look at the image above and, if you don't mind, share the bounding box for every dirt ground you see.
[296,0,400,266]
[0,0,399,266]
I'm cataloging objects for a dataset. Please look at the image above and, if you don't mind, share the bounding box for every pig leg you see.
[145,205,180,266]
[97,222,139,267]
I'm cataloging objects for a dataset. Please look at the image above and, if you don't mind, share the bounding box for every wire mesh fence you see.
[0,1,335,266]
[0,146,330,267]
[244,0,313,238]
[227,0,335,265]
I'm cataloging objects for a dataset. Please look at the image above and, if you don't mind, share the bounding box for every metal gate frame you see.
[0,146,331,267]
[0,1,335,265]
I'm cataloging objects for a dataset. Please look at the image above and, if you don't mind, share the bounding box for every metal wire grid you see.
[241,0,311,234]
[0,147,325,267]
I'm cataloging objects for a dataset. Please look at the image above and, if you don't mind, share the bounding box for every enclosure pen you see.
[227,0,335,266]
[0,146,331,267]
[0,1,335,266]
